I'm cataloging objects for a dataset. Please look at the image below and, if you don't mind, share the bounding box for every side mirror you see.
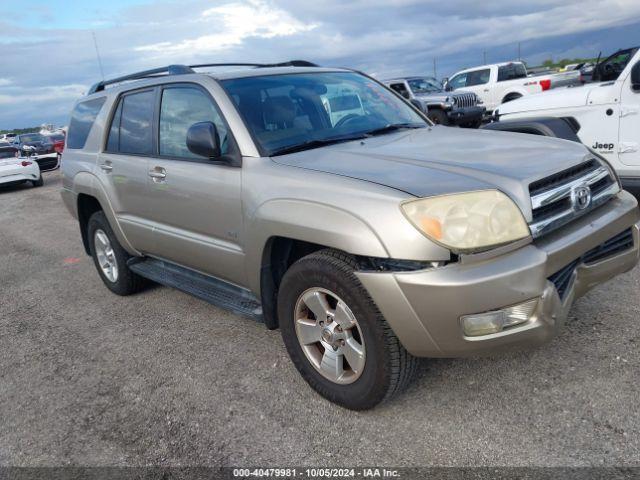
[186,121,221,159]
[631,62,640,92]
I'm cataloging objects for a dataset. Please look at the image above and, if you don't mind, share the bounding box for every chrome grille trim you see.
[531,166,609,209]
[529,160,619,238]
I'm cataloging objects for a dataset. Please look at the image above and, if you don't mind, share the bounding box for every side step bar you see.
[128,257,263,322]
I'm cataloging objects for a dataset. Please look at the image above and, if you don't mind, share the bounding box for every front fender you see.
[244,199,389,293]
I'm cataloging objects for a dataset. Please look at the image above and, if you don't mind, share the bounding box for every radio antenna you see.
[91,31,105,80]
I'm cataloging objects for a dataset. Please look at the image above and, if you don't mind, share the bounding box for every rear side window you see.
[106,89,154,155]
[67,97,106,149]
[497,64,527,82]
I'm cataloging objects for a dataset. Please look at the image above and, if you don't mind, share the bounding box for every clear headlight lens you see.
[401,190,530,253]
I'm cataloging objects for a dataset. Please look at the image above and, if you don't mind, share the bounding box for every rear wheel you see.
[278,249,418,410]
[87,211,146,295]
[427,109,449,126]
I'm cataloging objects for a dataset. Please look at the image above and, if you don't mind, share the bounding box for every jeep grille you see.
[453,92,476,108]
[529,159,619,238]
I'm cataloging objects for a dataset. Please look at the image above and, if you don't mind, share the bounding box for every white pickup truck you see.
[487,46,640,193]
[445,61,581,113]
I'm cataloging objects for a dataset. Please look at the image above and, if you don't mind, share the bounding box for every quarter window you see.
[159,87,229,159]
[67,97,106,149]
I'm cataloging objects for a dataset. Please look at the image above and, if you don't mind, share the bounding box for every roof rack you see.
[87,60,319,94]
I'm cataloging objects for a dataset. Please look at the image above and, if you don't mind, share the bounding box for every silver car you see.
[61,62,640,410]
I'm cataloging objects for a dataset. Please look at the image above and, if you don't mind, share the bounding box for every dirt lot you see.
[0,170,639,467]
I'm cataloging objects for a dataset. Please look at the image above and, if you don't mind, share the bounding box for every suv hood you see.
[272,127,591,221]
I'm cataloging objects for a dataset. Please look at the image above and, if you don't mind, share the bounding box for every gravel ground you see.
[0,170,639,468]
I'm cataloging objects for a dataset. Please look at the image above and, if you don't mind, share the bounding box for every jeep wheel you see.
[278,249,418,410]
[427,109,449,126]
[88,211,145,295]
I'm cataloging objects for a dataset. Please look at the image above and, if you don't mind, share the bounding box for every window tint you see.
[118,90,154,155]
[67,97,106,149]
[497,64,527,82]
[448,73,467,89]
[466,69,491,86]
[159,87,228,159]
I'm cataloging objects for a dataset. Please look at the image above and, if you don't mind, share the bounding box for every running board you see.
[128,257,263,322]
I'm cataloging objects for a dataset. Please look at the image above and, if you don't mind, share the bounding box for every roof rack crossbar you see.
[87,60,319,94]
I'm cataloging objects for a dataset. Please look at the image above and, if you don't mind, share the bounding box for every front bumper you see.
[447,106,486,125]
[356,191,640,357]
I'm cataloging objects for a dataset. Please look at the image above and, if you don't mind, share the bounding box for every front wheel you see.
[278,249,418,410]
[427,109,449,126]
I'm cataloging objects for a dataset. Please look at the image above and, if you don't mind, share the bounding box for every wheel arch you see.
[246,200,390,329]
[72,172,138,256]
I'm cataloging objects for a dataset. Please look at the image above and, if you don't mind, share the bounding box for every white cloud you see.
[0,84,86,106]
[0,78,11,87]
[136,1,317,54]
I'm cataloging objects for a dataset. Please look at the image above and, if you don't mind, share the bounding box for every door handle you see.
[148,167,166,181]
[99,163,112,172]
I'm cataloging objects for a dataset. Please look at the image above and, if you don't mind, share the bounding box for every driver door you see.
[618,60,640,166]
[144,83,246,286]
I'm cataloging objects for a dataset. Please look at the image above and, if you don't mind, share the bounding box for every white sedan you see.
[0,149,43,188]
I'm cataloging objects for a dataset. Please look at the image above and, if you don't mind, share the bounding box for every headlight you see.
[401,190,530,253]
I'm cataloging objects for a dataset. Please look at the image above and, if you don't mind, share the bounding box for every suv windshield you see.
[221,71,426,156]
[407,78,441,94]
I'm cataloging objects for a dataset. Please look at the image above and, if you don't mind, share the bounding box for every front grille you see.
[529,159,619,238]
[548,228,634,300]
[453,92,476,108]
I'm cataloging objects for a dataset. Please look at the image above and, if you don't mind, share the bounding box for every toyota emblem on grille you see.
[571,185,592,211]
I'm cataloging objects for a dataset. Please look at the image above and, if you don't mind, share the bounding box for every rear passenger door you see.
[99,88,156,253]
[144,83,245,286]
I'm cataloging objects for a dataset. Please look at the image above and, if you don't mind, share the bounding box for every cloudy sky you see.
[1,0,640,129]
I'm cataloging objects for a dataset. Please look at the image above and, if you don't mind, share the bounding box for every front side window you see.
[222,72,426,156]
[67,97,106,149]
[466,69,491,86]
[113,90,154,155]
[448,73,467,89]
[159,87,229,159]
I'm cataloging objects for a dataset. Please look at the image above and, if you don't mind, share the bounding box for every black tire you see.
[32,176,43,187]
[427,109,449,125]
[278,249,418,410]
[87,211,146,296]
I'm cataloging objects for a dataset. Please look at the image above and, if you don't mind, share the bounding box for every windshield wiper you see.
[362,123,426,137]
[269,134,368,156]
